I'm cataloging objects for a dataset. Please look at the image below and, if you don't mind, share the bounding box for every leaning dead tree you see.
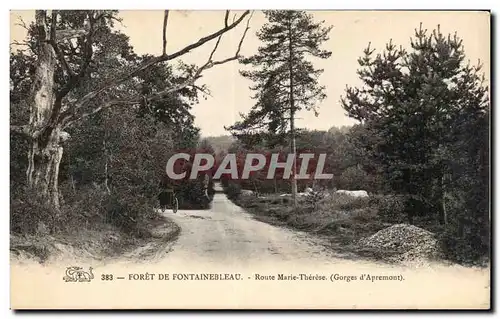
[11,10,252,213]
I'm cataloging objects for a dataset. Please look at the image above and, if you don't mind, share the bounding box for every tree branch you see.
[62,99,137,128]
[194,85,211,96]
[162,10,169,56]
[10,40,32,50]
[50,38,75,79]
[61,10,253,129]
[224,10,229,27]
[41,11,101,138]
[208,34,223,63]
[55,10,98,100]
[70,10,251,118]
[153,10,253,101]
[15,16,30,31]
[199,11,253,73]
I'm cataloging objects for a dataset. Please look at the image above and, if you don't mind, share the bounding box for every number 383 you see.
[101,274,113,281]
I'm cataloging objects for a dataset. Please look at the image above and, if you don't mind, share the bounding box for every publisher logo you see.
[63,266,94,283]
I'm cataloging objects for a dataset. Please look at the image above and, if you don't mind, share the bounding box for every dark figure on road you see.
[158,191,170,210]
[158,188,178,213]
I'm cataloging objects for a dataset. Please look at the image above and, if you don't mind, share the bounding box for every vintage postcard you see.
[9,9,491,310]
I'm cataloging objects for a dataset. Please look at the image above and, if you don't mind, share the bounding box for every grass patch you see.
[231,192,395,262]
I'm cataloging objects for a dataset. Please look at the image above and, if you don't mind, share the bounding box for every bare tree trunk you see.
[103,109,111,195]
[288,20,297,207]
[70,174,76,194]
[27,127,65,212]
[442,172,447,227]
[26,11,64,213]
[251,179,259,197]
[290,109,297,206]
[433,165,448,227]
[104,139,111,194]
[480,134,489,233]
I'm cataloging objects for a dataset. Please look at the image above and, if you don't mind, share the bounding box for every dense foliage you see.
[341,24,489,262]
[221,20,489,264]
[10,11,214,239]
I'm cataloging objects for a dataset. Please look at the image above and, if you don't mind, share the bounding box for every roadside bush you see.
[337,166,369,190]
[319,193,371,212]
[176,179,213,209]
[439,221,488,265]
[303,188,327,211]
[59,182,159,237]
[11,183,159,239]
[101,192,154,238]
[58,184,108,230]
[438,188,489,265]
[229,186,386,250]
[11,188,55,235]
[370,194,406,223]
[224,182,242,200]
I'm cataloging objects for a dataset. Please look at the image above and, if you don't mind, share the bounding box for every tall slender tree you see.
[226,10,332,205]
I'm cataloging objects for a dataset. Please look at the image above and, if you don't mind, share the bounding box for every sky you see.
[10,10,490,137]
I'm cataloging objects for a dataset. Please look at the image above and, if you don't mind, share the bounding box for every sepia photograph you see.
[9,7,491,310]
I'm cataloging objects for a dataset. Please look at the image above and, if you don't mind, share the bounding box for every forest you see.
[219,11,490,264]
[10,10,490,265]
[10,10,248,259]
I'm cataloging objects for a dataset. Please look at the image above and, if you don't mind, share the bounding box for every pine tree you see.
[226,10,332,205]
[342,24,489,262]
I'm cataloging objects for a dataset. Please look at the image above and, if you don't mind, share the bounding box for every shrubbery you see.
[229,191,386,258]
[223,182,242,200]
[438,187,490,264]
[11,188,55,235]
[369,194,407,223]
[175,178,214,209]
[11,181,161,240]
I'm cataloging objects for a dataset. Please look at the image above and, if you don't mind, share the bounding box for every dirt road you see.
[162,192,337,266]
[10,191,490,309]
